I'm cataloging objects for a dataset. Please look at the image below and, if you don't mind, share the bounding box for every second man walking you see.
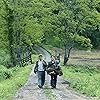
[34,54,47,88]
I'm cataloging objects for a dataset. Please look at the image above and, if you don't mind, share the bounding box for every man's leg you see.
[41,71,45,86]
[54,75,57,88]
[37,71,42,88]
[51,75,56,88]
[51,75,54,88]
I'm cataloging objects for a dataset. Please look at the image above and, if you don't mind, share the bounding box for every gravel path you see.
[14,67,48,100]
[14,46,91,100]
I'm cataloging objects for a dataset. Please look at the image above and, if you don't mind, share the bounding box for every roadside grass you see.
[0,54,38,100]
[42,44,100,58]
[68,49,100,67]
[0,66,32,100]
[62,65,100,97]
[44,86,56,100]
[43,44,100,98]
[70,49,100,58]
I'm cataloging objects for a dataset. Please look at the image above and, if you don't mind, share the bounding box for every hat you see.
[39,54,43,57]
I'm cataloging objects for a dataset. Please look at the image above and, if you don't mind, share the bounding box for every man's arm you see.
[47,62,52,68]
[34,61,38,74]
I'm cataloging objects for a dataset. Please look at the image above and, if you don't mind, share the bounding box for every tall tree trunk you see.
[64,44,73,65]
[64,44,67,65]
[4,0,16,66]
[3,0,16,67]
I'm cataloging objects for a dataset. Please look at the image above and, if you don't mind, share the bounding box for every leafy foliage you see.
[0,0,100,65]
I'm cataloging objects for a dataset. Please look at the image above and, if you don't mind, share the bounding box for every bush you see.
[0,65,13,81]
[0,49,10,66]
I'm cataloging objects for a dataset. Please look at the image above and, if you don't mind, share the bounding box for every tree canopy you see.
[0,0,100,65]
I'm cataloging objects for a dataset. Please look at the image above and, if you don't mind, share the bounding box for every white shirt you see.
[38,60,44,71]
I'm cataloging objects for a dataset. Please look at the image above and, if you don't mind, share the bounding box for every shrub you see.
[0,65,13,81]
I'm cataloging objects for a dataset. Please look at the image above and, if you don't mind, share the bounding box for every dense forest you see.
[0,0,100,66]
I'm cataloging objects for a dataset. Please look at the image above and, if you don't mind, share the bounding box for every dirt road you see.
[14,46,90,100]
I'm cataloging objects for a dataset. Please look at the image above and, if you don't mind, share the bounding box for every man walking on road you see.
[34,54,47,88]
[47,55,63,89]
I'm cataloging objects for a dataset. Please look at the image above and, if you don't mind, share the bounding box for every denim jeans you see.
[37,71,45,87]
[51,75,57,88]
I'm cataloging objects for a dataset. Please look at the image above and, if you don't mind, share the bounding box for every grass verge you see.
[0,54,38,100]
[44,86,56,100]
[0,66,32,100]
[62,65,100,97]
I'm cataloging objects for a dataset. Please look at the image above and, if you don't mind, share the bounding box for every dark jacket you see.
[34,60,47,73]
[47,60,62,75]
